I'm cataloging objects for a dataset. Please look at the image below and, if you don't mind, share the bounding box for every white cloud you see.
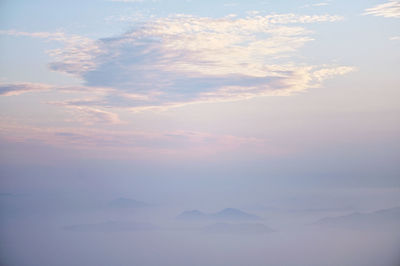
[364,1,400,18]
[109,0,158,2]
[313,2,329,7]
[312,66,355,82]
[302,2,331,8]
[1,13,352,112]
[109,0,144,2]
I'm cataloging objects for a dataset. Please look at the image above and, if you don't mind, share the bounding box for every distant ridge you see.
[177,208,261,221]
[202,222,273,234]
[314,206,400,229]
[108,197,149,208]
[176,210,208,220]
[64,221,157,232]
[211,208,261,221]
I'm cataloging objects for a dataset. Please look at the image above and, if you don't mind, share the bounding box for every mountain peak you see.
[177,210,207,220]
[212,208,261,220]
[314,206,400,230]
[177,208,261,221]
[202,222,273,234]
[108,198,148,208]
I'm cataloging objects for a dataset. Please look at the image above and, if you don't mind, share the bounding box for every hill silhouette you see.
[177,208,261,221]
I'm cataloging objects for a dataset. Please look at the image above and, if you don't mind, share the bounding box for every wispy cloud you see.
[313,2,330,7]
[302,2,331,8]
[0,121,274,158]
[60,105,122,125]
[109,0,156,2]
[0,82,53,96]
[1,13,353,112]
[0,81,121,124]
[0,30,103,75]
[364,1,400,18]
[312,66,355,82]
[0,82,113,96]
[110,0,144,2]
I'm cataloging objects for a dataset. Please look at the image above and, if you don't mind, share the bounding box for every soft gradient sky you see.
[0,0,399,207]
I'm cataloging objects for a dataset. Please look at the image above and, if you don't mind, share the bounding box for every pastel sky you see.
[0,0,399,203]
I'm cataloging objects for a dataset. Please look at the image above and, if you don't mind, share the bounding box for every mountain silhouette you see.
[177,208,261,221]
[202,222,273,234]
[108,197,149,208]
[314,206,400,229]
[176,210,208,220]
[211,208,261,220]
[63,221,157,232]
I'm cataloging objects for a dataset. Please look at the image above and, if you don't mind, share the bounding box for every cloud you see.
[0,121,273,158]
[0,82,53,96]
[109,0,153,2]
[0,81,121,124]
[313,2,330,7]
[389,36,400,40]
[62,105,122,125]
[0,81,114,96]
[1,13,352,111]
[364,1,400,18]
[0,30,103,75]
[312,66,355,82]
[302,2,330,8]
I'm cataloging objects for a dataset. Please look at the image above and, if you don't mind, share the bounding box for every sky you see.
[0,0,399,206]
[1,1,400,266]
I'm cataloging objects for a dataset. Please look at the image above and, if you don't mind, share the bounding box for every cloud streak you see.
[62,105,122,125]
[302,2,331,8]
[0,81,121,124]
[0,82,53,96]
[364,1,400,18]
[0,121,273,158]
[0,82,114,96]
